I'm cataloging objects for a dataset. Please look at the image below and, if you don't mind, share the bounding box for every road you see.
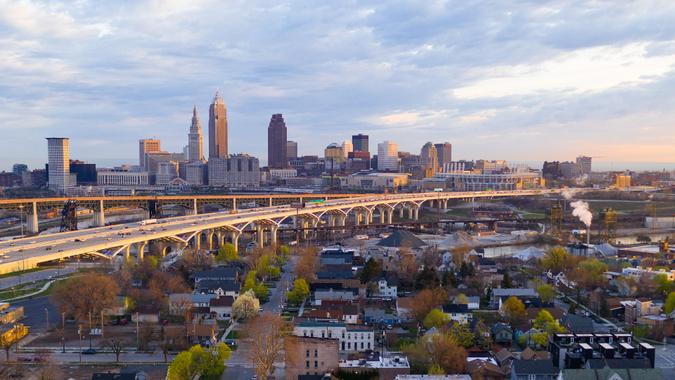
[0,265,78,290]
[13,296,61,332]
[221,254,297,380]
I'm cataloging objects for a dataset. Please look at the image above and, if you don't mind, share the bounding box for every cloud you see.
[0,0,673,169]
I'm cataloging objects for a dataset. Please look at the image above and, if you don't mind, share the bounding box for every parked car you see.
[82,348,97,355]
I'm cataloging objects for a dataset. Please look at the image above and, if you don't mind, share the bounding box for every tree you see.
[455,293,469,304]
[168,343,231,380]
[428,364,445,375]
[572,258,608,289]
[536,284,556,304]
[533,310,555,330]
[216,243,239,263]
[106,337,125,362]
[664,292,675,314]
[404,331,467,374]
[248,313,288,380]
[540,246,573,274]
[295,246,318,281]
[286,278,310,305]
[253,282,270,301]
[179,248,214,272]
[360,258,382,284]
[415,267,440,289]
[501,296,526,325]
[473,319,492,350]
[232,289,260,320]
[52,273,119,322]
[448,323,474,348]
[411,288,448,323]
[423,309,450,329]
[653,275,674,298]
[501,271,513,288]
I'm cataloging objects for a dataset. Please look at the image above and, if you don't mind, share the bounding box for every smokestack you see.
[587,228,591,245]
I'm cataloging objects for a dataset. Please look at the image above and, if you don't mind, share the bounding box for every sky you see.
[1,0,675,171]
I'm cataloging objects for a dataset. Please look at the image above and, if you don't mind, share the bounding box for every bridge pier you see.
[193,231,202,250]
[206,231,215,251]
[407,206,414,219]
[399,207,404,219]
[93,200,106,227]
[413,206,419,220]
[230,231,240,253]
[256,224,264,248]
[27,202,39,234]
[270,225,278,246]
[379,208,386,224]
[186,199,198,215]
[136,241,147,261]
[302,220,309,239]
[387,209,394,224]
[337,214,346,233]
[124,245,131,262]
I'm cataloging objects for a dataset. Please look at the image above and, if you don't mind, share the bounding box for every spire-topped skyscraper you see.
[208,91,228,158]
[188,106,204,162]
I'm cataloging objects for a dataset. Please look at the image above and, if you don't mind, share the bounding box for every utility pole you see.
[136,312,140,349]
[61,312,66,353]
[44,308,49,330]
[88,311,92,349]
[78,325,82,363]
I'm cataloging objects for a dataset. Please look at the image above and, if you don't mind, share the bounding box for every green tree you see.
[423,309,450,329]
[360,258,382,284]
[653,275,674,298]
[428,364,445,375]
[448,323,474,348]
[216,243,238,263]
[664,292,675,314]
[243,271,257,292]
[279,245,290,257]
[536,284,556,304]
[253,282,269,301]
[533,310,555,330]
[168,343,232,380]
[501,296,526,325]
[541,246,572,274]
[286,278,310,305]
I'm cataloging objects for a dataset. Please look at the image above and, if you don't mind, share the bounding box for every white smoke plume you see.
[561,188,580,200]
[570,200,593,227]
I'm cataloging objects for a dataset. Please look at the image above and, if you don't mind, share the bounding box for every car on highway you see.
[82,348,97,355]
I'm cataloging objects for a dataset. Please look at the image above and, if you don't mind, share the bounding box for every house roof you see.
[492,288,538,297]
[520,347,550,360]
[491,322,512,335]
[467,359,507,376]
[377,229,427,248]
[561,314,595,333]
[494,348,516,364]
[92,373,143,380]
[317,270,354,280]
[209,296,234,307]
[442,303,469,314]
[511,359,557,375]
[561,368,666,380]
[196,279,241,292]
[193,266,239,280]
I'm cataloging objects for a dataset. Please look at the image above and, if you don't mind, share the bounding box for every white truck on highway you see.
[138,219,158,226]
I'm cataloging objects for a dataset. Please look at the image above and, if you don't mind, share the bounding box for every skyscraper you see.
[139,139,161,169]
[435,142,452,171]
[352,134,369,152]
[46,137,70,193]
[267,114,287,168]
[188,106,204,162]
[341,140,353,159]
[208,91,228,158]
[377,141,398,172]
[421,142,439,177]
[287,141,298,160]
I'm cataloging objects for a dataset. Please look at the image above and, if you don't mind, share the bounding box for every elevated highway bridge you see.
[0,189,559,274]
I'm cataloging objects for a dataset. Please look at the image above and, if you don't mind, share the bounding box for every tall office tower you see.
[352,134,369,152]
[46,137,70,193]
[341,140,353,159]
[139,139,161,169]
[287,141,298,160]
[420,142,439,176]
[576,156,592,175]
[377,141,399,172]
[12,164,28,176]
[267,113,288,168]
[188,106,204,162]
[434,142,452,171]
[208,91,228,158]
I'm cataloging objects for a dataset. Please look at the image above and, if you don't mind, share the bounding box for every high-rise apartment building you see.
[12,164,28,176]
[188,106,204,162]
[267,114,287,168]
[208,154,260,188]
[576,156,592,175]
[139,139,161,169]
[46,137,70,193]
[286,141,298,160]
[352,134,369,152]
[377,141,399,172]
[208,91,228,158]
[435,142,452,171]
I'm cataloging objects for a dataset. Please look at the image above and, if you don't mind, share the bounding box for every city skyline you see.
[1,1,675,170]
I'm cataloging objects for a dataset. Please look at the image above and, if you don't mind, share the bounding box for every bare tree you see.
[106,337,125,362]
[248,313,289,379]
[51,273,119,323]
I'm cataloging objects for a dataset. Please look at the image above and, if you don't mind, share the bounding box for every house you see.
[467,359,508,380]
[374,272,399,299]
[285,336,339,380]
[520,347,550,361]
[293,321,374,353]
[491,288,540,309]
[209,296,234,320]
[364,307,398,326]
[560,314,595,334]
[103,297,130,317]
[192,266,241,283]
[492,323,514,345]
[311,283,359,303]
[396,297,415,322]
[304,302,360,324]
[510,360,557,380]
[319,250,354,266]
[91,370,147,380]
[495,348,517,367]
[442,303,472,324]
[186,319,218,343]
[194,279,240,298]
[621,299,661,326]
[131,305,160,323]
